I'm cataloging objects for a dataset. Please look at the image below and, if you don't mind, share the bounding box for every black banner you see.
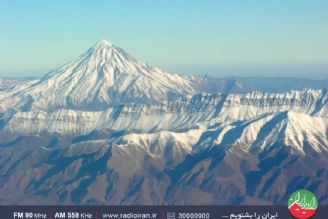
[0,206,327,219]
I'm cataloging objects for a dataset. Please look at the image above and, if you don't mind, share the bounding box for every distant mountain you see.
[0,39,249,112]
[229,76,328,93]
[0,39,328,205]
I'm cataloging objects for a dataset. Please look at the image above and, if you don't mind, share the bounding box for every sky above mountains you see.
[0,0,327,78]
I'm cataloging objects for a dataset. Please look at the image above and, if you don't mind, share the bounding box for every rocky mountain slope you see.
[1,111,328,205]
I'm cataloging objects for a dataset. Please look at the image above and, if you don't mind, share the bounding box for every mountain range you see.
[0,39,327,205]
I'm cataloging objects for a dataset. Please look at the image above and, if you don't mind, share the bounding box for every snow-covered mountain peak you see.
[88,39,115,57]
[95,39,113,47]
[88,39,123,58]
[0,40,252,111]
[78,38,143,74]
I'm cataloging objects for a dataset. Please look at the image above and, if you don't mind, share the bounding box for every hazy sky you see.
[0,0,328,78]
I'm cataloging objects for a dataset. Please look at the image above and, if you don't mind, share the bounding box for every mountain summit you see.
[44,39,150,80]
[75,39,147,76]
[96,39,113,46]
[2,39,249,111]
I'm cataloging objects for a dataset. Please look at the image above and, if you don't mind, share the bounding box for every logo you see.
[288,189,318,219]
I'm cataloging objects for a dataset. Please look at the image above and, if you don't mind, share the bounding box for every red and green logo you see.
[288,189,318,219]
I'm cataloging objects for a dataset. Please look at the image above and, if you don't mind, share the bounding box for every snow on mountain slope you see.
[108,129,204,166]
[0,78,36,91]
[218,88,325,120]
[0,39,248,111]
[2,89,327,135]
[108,110,328,156]
[213,111,328,154]
[283,112,328,152]
[0,78,38,110]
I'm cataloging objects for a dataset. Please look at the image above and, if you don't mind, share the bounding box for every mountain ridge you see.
[1,88,327,135]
